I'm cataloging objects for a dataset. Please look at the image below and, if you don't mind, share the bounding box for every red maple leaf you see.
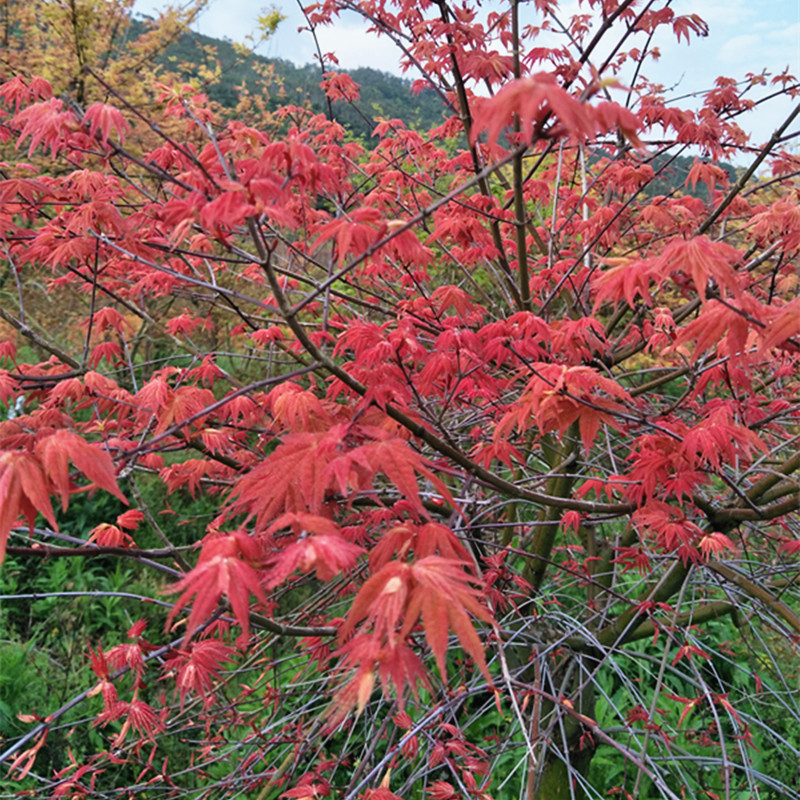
[370,521,472,571]
[312,207,385,265]
[264,530,364,588]
[658,236,742,302]
[496,363,632,452]
[672,13,708,44]
[83,102,131,145]
[12,97,74,157]
[0,452,56,562]
[165,530,269,646]
[165,638,237,710]
[228,424,455,529]
[35,429,127,511]
[320,72,361,102]
[199,190,257,241]
[471,73,597,146]
[340,556,494,689]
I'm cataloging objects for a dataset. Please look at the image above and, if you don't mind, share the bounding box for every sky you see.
[135,0,800,149]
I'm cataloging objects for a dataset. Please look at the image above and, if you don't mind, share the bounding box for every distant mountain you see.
[642,152,737,199]
[588,147,738,200]
[132,16,448,141]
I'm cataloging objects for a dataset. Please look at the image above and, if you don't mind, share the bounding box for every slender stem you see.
[511,0,531,312]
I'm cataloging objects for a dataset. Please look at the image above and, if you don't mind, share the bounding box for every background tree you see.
[0,0,207,102]
[1,1,800,799]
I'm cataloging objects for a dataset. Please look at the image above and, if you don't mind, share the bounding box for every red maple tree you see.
[1,0,800,798]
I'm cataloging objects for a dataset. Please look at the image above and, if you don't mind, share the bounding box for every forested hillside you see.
[133,15,448,139]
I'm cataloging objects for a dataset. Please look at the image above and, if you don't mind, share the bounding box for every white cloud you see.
[672,0,756,28]
[310,19,408,74]
[717,34,763,66]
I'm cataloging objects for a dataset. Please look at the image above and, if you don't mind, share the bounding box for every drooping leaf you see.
[165,530,269,646]
[0,452,56,562]
[35,429,127,510]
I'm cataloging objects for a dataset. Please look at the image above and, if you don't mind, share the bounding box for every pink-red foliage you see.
[1,2,799,798]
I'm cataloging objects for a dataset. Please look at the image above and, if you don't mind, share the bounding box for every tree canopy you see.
[0,1,799,799]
